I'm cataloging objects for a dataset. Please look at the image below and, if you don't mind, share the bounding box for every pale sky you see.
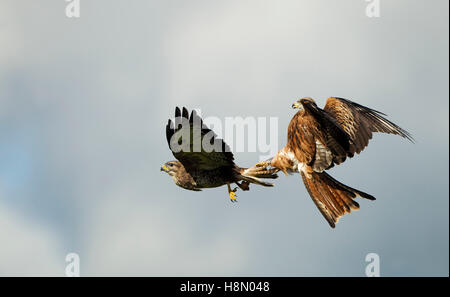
[0,0,448,276]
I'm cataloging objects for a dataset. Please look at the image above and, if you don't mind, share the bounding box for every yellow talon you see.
[255,161,268,168]
[229,191,237,202]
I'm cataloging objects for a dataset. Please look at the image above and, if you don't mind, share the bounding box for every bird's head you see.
[292,97,316,110]
[160,161,181,177]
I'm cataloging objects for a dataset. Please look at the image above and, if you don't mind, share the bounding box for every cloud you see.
[82,186,248,276]
[0,201,64,276]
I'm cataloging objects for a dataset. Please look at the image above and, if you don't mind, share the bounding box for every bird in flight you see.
[256,97,413,228]
[161,107,278,202]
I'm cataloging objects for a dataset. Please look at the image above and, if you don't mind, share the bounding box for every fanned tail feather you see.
[300,171,375,228]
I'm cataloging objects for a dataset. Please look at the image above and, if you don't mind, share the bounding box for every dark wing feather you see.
[324,97,414,155]
[166,107,235,171]
[300,100,352,169]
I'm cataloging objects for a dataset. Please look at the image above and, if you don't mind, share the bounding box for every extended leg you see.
[227,183,238,202]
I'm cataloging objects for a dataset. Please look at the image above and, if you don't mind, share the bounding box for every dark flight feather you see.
[166,107,235,172]
[324,97,414,155]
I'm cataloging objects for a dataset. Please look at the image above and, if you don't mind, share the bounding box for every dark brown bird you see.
[162,107,278,201]
[256,97,413,227]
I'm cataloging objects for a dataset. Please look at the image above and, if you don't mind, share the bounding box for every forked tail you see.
[300,171,375,228]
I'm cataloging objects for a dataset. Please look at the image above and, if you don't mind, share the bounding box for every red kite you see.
[257,97,413,228]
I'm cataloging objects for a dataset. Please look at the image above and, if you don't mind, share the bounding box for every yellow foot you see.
[229,188,238,203]
[255,161,269,168]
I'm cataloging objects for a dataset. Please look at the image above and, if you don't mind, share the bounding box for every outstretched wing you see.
[324,97,414,155]
[166,107,235,171]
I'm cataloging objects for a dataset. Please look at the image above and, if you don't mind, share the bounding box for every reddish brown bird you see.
[257,97,413,228]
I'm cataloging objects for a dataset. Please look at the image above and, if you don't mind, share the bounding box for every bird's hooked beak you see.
[161,164,169,173]
[292,100,303,110]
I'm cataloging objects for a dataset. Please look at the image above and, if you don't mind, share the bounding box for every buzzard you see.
[257,97,413,228]
[161,107,278,201]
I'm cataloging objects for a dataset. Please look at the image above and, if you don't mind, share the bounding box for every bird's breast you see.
[189,168,232,188]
